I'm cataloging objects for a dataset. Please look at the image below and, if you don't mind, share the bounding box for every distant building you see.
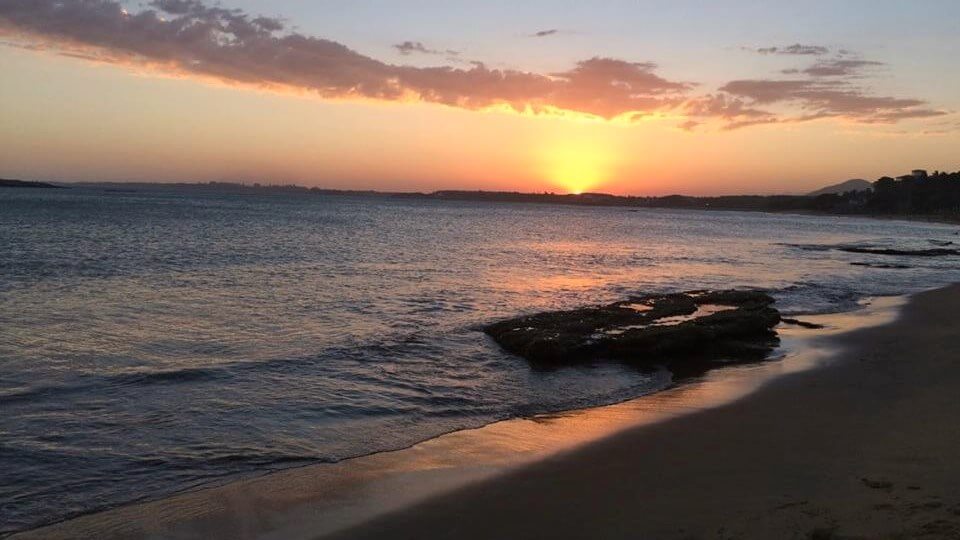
[896,170,928,182]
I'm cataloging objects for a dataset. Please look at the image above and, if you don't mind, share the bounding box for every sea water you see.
[2,186,959,533]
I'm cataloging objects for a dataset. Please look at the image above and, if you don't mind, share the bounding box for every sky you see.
[1,0,958,195]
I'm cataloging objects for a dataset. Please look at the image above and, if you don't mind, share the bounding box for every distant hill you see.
[0,178,62,189]
[807,179,873,196]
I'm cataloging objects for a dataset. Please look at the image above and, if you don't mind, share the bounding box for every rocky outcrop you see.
[839,246,959,257]
[850,261,911,269]
[783,242,960,258]
[484,290,781,369]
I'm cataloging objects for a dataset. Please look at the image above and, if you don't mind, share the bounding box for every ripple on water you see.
[2,187,960,533]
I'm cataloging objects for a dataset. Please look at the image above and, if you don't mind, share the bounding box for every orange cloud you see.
[0,0,691,121]
[0,0,949,131]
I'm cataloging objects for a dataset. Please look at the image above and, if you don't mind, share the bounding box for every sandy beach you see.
[326,284,960,540]
[12,285,959,539]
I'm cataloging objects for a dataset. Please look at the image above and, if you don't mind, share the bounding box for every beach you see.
[11,285,958,539]
[323,284,960,539]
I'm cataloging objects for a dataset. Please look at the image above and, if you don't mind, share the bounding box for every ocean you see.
[2,185,959,534]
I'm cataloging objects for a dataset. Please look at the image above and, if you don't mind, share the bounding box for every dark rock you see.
[807,527,840,540]
[781,318,826,329]
[484,290,780,368]
[861,477,894,490]
[850,261,911,269]
[839,246,959,257]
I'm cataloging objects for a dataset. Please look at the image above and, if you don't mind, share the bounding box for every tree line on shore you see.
[431,170,960,217]
[866,171,960,215]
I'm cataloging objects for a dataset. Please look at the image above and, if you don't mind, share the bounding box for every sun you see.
[553,158,601,194]
[541,140,615,195]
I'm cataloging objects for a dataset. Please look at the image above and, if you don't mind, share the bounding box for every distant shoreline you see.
[0,179,63,189]
[9,178,960,226]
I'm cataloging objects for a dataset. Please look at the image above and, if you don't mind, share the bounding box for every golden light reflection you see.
[540,139,617,194]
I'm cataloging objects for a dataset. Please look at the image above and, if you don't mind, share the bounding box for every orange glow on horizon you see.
[3,39,959,196]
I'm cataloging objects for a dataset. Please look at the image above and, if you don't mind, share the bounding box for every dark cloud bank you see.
[0,0,947,129]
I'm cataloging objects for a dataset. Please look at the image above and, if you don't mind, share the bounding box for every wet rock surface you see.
[850,261,912,269]
[781,242,960,258]
[839,246,959,257]
[781,317,826,329]
[484,290,781,369]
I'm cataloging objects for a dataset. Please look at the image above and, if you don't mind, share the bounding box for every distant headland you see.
[0,179,63,189]
[5,170,959,221]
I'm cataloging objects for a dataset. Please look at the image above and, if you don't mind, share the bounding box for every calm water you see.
[2,186,959,533]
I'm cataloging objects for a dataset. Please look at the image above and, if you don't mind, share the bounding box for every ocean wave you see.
[5,190,960,534]
[0,366,230,406]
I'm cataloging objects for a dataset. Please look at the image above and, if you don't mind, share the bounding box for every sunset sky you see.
[1,0,958,195]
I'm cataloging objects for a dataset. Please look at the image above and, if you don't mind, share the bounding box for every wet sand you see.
[327,285,960,540]
[14,288,959,539]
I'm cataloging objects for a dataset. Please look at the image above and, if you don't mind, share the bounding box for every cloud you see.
[683,93,775,122]
[0,0,946,130]
[531,29,559,37]
[718,80,813,104]
[711,48,948,127]
[0,0,694,120]
[720,78,946,124]
[801,58,884,77]
[751,44,829,56]
[678,93,780,130]
[393,40,459,57]
[392,57,692,119]
[394,41,432,55]
[546,58,694,117]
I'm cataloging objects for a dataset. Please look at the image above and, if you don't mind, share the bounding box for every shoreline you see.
[11,294,912,539]
[10,184,960,227]
[327,284,960,540]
